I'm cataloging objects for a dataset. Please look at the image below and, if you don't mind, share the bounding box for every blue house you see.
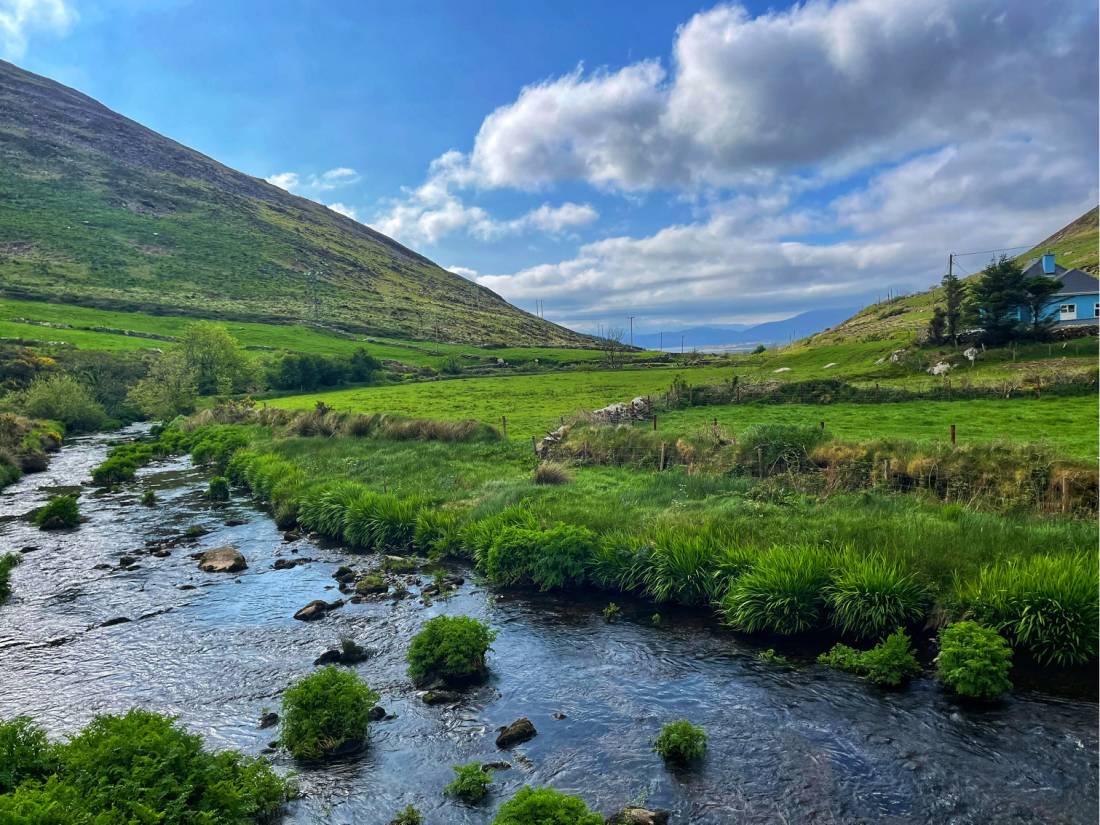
[1018,252,1099,326]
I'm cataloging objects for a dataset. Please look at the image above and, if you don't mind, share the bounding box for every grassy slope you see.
[0,60,588,347]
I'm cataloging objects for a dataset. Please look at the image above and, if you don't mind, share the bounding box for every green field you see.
[660,396,1099,461]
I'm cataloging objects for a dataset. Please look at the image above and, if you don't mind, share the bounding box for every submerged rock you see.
[421,689,463,705]
[293,598,344,621]
[367,705,387,721]
[606,808,670,825]
[259,711,279,729]
[99,616,131,628]
[496,717,537,748]
[198,546,247,573]
[272,557,312,570]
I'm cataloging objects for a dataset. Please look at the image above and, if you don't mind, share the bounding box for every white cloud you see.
[446,265,479,280]
[459,0,1096,192]
[326,202,359,220]
[265,166,361,196]
[0,0,76,58]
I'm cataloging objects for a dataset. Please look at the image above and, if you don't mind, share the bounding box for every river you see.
[0,428,1096,824]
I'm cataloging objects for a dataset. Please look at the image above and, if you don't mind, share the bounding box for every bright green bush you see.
[491,786,603,825]
[956,554,1098,666]
[297,481,364,539]
[343,491,422,551]
[91,442,155,485]
[389,805,424,825]
[444,761,492,802]
[0,709,289,823]
[736,422,828,474]
[587,531,649,592]
[0,553,20,603]
[818,629,921,686]
[827,554,929,638]
[936,621,1013,699]
[483,523,596,590]
[413,509,465,558]
[188,426,250,470]
[20,374,106,433]
[721,545,833,635]
[406,615,496,686]
[462,505,540,565]
[642,528,722,605]
[653,720,707,764]
[206,476,230,501]
[141,489,156,506]
[0,717,53,793]
[281,667,379,760]
[34,494,79,530]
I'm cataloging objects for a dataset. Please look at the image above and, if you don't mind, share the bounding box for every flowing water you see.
[0,428,1096,824]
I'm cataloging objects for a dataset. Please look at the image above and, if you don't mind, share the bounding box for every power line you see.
[952,244,1032,258]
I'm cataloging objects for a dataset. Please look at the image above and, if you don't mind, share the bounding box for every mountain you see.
[634,307,858,351]
[803,207,1098,347]
[0,60,591,347]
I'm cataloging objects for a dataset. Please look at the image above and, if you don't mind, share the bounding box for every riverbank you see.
[0,426,1097,823]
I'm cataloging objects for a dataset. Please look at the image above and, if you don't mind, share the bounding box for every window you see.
[1094,303,1099,318]
[1059,304,1077,321]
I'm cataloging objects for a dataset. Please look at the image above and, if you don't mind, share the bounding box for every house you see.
[1018,252,1099,326]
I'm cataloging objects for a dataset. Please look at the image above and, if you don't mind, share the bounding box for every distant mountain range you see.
[632,307,860,351]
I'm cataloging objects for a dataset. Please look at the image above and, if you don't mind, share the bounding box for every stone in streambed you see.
[259,711,279,729]
[293,598,344,621]
[197,546,247,573]
[606,808,671,825]
[496,717,537,748]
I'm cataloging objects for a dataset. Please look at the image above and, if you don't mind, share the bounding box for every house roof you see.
[1021,257,1098,294]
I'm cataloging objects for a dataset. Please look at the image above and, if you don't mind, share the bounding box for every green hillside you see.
[805,207,1098,347]
[0,60,590,347]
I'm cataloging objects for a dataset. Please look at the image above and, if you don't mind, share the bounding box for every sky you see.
[3,0,1098,335]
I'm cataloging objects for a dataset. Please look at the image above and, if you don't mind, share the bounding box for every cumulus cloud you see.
[0,0,76,58]
[326,202,359,220]
[461,0,1096,192]
[447,265,480,280]
[265,166,361,195]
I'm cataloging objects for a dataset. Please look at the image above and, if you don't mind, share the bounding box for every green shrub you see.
[34,494,79,530]
[653,720,707,764]
[0,709,289,823]
[0,716,53,793]
[342,491,421,551]
[642,527,723,605]
[189,426,250,471]
[91,442,155,485]
[956,554,1098,666]
[483,523,596,591]
[827,554,929,638]
[141,489,156,506]
[936,621,1013,699]
[721,545,833,635]
[389,805,424,825]
[20,374,106,433]
[298,481,364,539]
[281,667,379,760]
[491,786,603,825]
[587,531,649,592]
[818,629,921,686]
[445,761,492,802]
[736,422,827,474]
[206,476,230,501]
[0,553,20,603]
[413,509,464,558]
[462,505,540,564]
[406,615,496,686]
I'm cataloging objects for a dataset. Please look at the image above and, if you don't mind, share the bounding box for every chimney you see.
[1042,251,1056,274]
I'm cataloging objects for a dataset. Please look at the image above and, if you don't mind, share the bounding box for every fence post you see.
[501,415,507,439]
[756,445,764,478]
[1061,475,1069,514]
[531,435,538,456]
[652,415,657,431]
[820,420,825,430]
[950,424,956,446]
[659,441,666,470]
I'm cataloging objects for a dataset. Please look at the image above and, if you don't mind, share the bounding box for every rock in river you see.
[259,711,279,729]
[496,717,537,748]
[293,599,344,621]
[606,808,670,825]
[197,546,247,573]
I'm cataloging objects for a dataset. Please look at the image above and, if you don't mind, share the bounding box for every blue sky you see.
[4,0,1098,334]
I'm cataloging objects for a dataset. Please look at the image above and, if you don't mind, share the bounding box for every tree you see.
[127,350,199,420]
[965,255,1028,345]
[178,322,253,395]
[926,306,946,345]
[20,374,106,432]
[1022,274,1063,339]
[599,326,626,368]
[941,269,965,344]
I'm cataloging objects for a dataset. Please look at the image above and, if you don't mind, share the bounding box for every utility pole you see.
[681,334,685,354]
[628,315,635,347]
[659,331,663,350]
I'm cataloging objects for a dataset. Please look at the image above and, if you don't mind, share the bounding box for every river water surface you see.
[0,428,1096,824]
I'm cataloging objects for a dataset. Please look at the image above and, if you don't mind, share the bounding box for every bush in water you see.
[936,621,1013,699]
[653,720,708,764]
[34,494,79,530]
[818,629,921,687]
[206,476,230,501]
[0,709,289,823]
[491,786,603,825]
[406,615,496,686]
[281,667,379,760]
[445,762,492,802]
[0,554,20,603]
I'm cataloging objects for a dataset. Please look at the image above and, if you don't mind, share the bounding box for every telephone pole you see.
[628,315,635,347]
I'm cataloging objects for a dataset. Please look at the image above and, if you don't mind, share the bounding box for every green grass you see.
[660,396,1099,461]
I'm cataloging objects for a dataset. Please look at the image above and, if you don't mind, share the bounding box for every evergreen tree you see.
[964,255,1028,345]
[941,269,965,344]
[1022,274,1063,339]
[926,306,947,344]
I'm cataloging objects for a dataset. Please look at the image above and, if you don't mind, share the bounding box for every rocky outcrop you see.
[496,717,537,748]
[197,546,246,573]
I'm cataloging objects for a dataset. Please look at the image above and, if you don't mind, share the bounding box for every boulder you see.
[100,616,131,627]
[272,557,312,570]
[421,689,463,705]
[198,546,247,573]
[496,717,537,748]
[332,565,356,583]
[606,808,670,825]
[367,705,387,722]
[258,711,279,729]
[293,598,344,621]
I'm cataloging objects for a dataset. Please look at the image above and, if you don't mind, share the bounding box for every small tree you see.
[179,322,253,395]
[926,306,946,345]
[964,255,1027,345]
[941,269,965,344]
[599,326,626,368]
[127,350,199,420]
[1021,275,1063,339]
